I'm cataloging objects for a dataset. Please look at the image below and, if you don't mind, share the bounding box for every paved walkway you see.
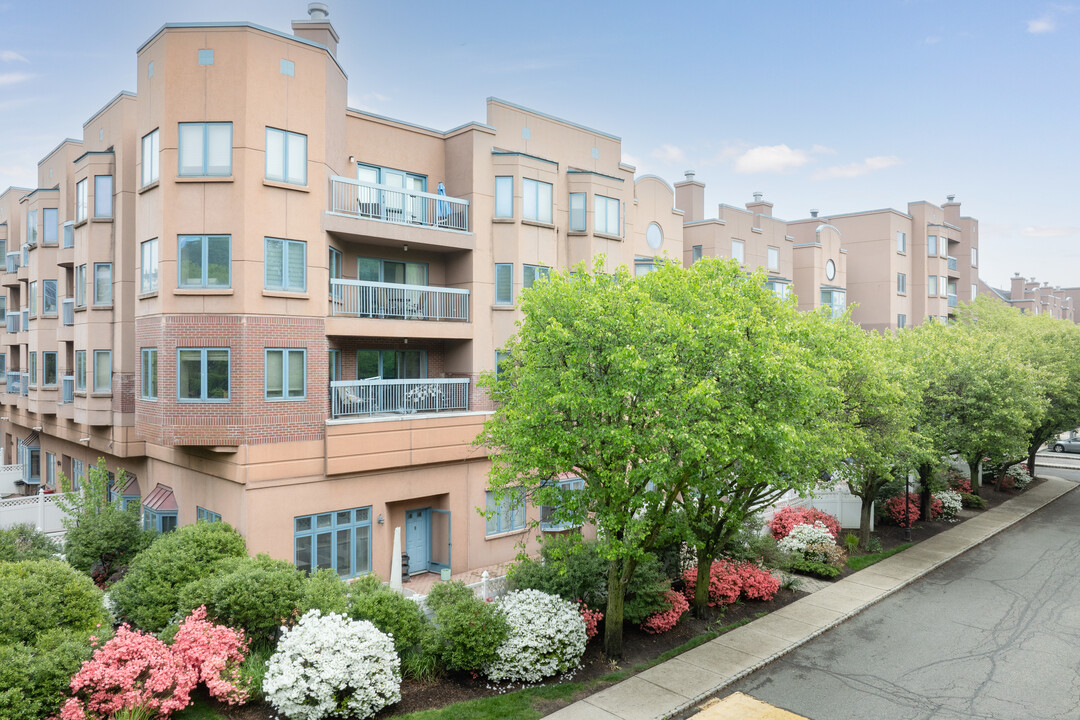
[546,476,1076,720]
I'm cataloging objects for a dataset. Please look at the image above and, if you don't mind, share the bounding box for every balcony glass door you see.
[356,350,427,412]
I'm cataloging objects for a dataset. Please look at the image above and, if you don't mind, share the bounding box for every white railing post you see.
[36,486,45,531]
[481,570,490,601]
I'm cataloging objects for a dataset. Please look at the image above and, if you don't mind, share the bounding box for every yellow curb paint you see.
[690,692,808,719]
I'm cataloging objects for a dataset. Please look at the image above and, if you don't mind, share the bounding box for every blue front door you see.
[405,508,429,573]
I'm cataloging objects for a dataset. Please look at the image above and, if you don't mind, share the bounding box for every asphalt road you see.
[727,468,1080,720]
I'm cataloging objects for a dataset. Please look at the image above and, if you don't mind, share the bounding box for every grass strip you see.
[398,681,582,720]
[846,542,913,571]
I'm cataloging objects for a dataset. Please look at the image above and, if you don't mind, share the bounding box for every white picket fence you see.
[762,485,872,532]
[0,488,74,535]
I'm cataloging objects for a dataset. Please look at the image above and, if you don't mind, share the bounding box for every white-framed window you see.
[75,179,87,222]
[897,314,907,330]
[495,349,510,382]
[178,122,232,176]
[75,264,87,307]
[691,245,703,264]
[569,192,585,231]
[329,247,343,286]
[927,235,938,256]
[971,247,978,267]
[767,246,780,271]
[28,281,36,317]
[494,176,513,218]
[94,175,113,218]
[486,489,526,535]
[75,350,86,392]
[594,195,619,235]
[971,283,978,299]
[928,275,938,296]
[178,348,230,401]
[328,349,341,383]
[731,240,745,265]
[820,289,846,318]
[45,452,55,489]
[265,127,307,185]
[264,237,306,292]
[142,129,160,187]
[634,257,656,276]
[0,352,5,378]
[495,263,513,305]
[71,458,84,492]
[43,279,57,316]
[29,352,36,386]
[540,477,584,532]
[265,348,306,401]
[43,352,57,386]
[940,276,948,297]
[43,208,58,245]
[93,350,111,393]
[522,178,552,223]
[523,264,550,290]
[897,273,906,294]
[896,230,906,253]
[141,348,157,400]
[26,209,37,246]
[141,239,159,293]
[178,235,231,288]
[93,263,112,305]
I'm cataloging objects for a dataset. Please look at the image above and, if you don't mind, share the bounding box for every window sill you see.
[492,304,515,311]
[174,289,234,296]
[263,179,309,193]
[567,230,588,236]
[594,232,623,241]
[262,290,309,300]
[521,219,556,230]
[485,528,528,541]
[91,304,114,311]
[139,397,158,403]
[91,217,113,224]
[89,392,113,399]
[175,176,234,184]
[138,291,159,300]
[74,305,87,313]
[74,219,88,229]
[177,399,231,404]
[492,217,515,224]
[138,181,159,195]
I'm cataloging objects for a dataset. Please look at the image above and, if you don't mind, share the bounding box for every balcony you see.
[948,294,958,307]
[62,298,74,326]
[5,372,19,395]
[4,252,19,274]
[330,279,469,321]
[20,372,28,397]
[330,378,470,419]
[4,312,16,333]
[20,308,27,330]
[947,256,958,271]
[60,375,74,404]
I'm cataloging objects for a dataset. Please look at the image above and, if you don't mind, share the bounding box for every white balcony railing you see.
[63,221,74,249]
[947,256,958,271]
[20,372,28,397]
[328,176,469,233]
[62,298,74,326]
[5,252,19,273]
[329,279,469,322]
[4,312,17,333]
[20,308,27,329]
[5,372,20,395]
[21,244,28,267]
[330,378,470,419]
[948,294,958,307]
[61,375,74,404]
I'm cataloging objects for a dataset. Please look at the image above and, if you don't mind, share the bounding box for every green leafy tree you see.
[0,524,60,562]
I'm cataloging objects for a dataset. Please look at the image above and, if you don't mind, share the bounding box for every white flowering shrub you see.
[776,521,837,561]
[934,489,963,520]
[485,589,587,684]
[263,610,400,720]
[1006,464,1033,491]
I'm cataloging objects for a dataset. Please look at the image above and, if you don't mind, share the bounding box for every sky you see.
[0,0,1077,289]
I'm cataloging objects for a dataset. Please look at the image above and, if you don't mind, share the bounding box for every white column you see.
[36,486,46,531]
[390,527,402,591]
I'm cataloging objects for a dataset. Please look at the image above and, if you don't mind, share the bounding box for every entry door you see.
[383,170,406,221]
[405,508,429,573]
[430,509,451,571]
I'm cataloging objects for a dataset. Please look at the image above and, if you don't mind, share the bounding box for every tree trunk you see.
[693,551,712,618]
[1027,438,1042,479]
[967,456,981,497]
[918,463,933,520]
[603,561,625,660]
[859,494,874,551]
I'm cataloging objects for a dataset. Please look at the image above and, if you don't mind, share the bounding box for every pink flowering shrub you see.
[682,559,780,608]
[578,602,603,642]
[641,589,689,634]
[949,476,972,494]
[884,493,921,528]
[769,507,840,542]
[60,627,196,720]
[170,606,249,705]
[928,496,945,520]
[737,563,781,601]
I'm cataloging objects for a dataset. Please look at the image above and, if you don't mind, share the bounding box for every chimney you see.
[810,209,819,218]
[946,194,956,203]
[674,169,705,223]
[293,2,340,56]
[746,191,773,217]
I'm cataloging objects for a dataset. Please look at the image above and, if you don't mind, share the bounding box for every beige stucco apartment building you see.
[980,274,1076,322]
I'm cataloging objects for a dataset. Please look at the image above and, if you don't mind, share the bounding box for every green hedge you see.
[0,560,109,645]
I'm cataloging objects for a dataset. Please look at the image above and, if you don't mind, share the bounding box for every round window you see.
[825,259,836,281]
[646,223,663,250]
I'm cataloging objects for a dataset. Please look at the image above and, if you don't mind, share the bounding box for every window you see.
[197,507,222,523]
[198,48,214,65]
[928,235,938,256]
[594,195,619,235]
[495,263,513,305]
[971,247,978,267]
[691,245,703,264]
[328,349,341,383]
[971,283,978,299]
[896,231,906,253]
[940,276,948,297]
[569,192,585,231]
[43,352,57,386]
[494,176,513,218]
[141,239,159,293]
[522,264,550,289]
[820,289,846,318]
[486,489,526,535]
[75,179,87,222]
[178,235,230,288]
[897,273,907,294]
[178,348,230,401]
[329,247,343,284]
[294,507,372,578]
[646,223,663,250]
[761,246,778,271]
[765,280,790,299]
[495,350,510,381]
[928,275,938,296]
[29,352,36,386]
[94,175,113,218]
[522,178,552,223]
[897,314,907,330]
[43,208,58,245]
[71,458,84,492]
[635,257,656,276]
[0,353,5,376]
[75,265,87,307]
[731,240,745,265]
[75,350,86,391]
[264,237,306,292]
[19,443,40,485]
[45,453,56,489]
[280,58,295,76]
[93,263,112,305]
[28,282,36,317]
[141,348,157,400]
[144,508,177,534]
[540,477,584,531]
[43,279,57,316]
[142,129,159,187]
[178,122,232,176]
[266,349,306,401]
[26,209,37,245]
[93,350,111,393]
[265,127,307,185]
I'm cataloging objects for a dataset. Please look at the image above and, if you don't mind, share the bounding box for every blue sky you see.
[1,0,1077,289]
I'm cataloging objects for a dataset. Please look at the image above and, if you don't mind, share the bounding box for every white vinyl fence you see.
[762,485,872,532]
[0,488,74,535]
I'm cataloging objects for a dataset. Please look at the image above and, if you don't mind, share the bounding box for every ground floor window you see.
[144,508,177,533]
[486,489,526,535]
[294,507,372,578]
[196,506,221,523]
[540,477,584,532]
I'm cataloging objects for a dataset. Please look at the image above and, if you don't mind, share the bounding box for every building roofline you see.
[37,138,83,167]
[633,174,675,194]
[568,168,623,182]
[486,97,621,142]
[73,150,116,165]
[492,149,558,167]
[83,91,136,129]
[790,207,913,222]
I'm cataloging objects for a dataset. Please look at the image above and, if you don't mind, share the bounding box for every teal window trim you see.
[75,179,87,222]
[495,263,513,305]
[328,349,342,383]
[196,506,221,523]
[141,348,158,400]
[141,238,159,293]
[264,237,307,292]
[494,176,513,218]
[42,352,57,387]
[522,178,553,223]
[355,349,428,380]
[93,350,111,393]
[522,264,550,290]
[594,194,620,236]
[43,279,57,316]
[177,347,231,402]
[568,192,585,231]
[75,265,87,307]
[93,262,113,305]
[540,477,584,532]
[198,48,214,65]
[28,281,36,318]
[142,129,160,187]
[485,489,526,535]
[71,458,84,492]
[280,58,295,77]
[93,175,113,218]
[265,127,308,186]
[293,507,372,578]
[29,351,36,386]
[26,209,37,246]
[144,507,177,533]
[265,348,307,401]
[75,350,86,391]
[42,208,58,245]
[177,234,231,289]
[178,122,233,177]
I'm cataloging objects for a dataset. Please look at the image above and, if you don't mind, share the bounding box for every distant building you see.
[979,274,1076,322]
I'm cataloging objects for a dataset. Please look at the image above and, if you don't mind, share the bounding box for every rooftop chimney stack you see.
[810,209,819,218]
[746,192,773,217]
[684,170,695,182]
[674,169,704,222]
[753,192,763,202]
[947,194,956,203]
[293,2,340,56]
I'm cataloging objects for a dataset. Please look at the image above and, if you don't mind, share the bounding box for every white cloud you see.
[650,144,685,163]
[0,71,31,86]
[0,50,28,62]
[1020,226,1080,238]
[734,144,813,174]
[811,155,902,181]
[1027,16,1056,33]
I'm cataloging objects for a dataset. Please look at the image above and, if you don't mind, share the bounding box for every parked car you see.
[1051,436,1080,453]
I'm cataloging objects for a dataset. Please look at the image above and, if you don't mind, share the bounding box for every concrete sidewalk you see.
[546,476,1076,720]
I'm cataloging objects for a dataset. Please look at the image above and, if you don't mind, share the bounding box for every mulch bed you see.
[203,479,1040,719]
